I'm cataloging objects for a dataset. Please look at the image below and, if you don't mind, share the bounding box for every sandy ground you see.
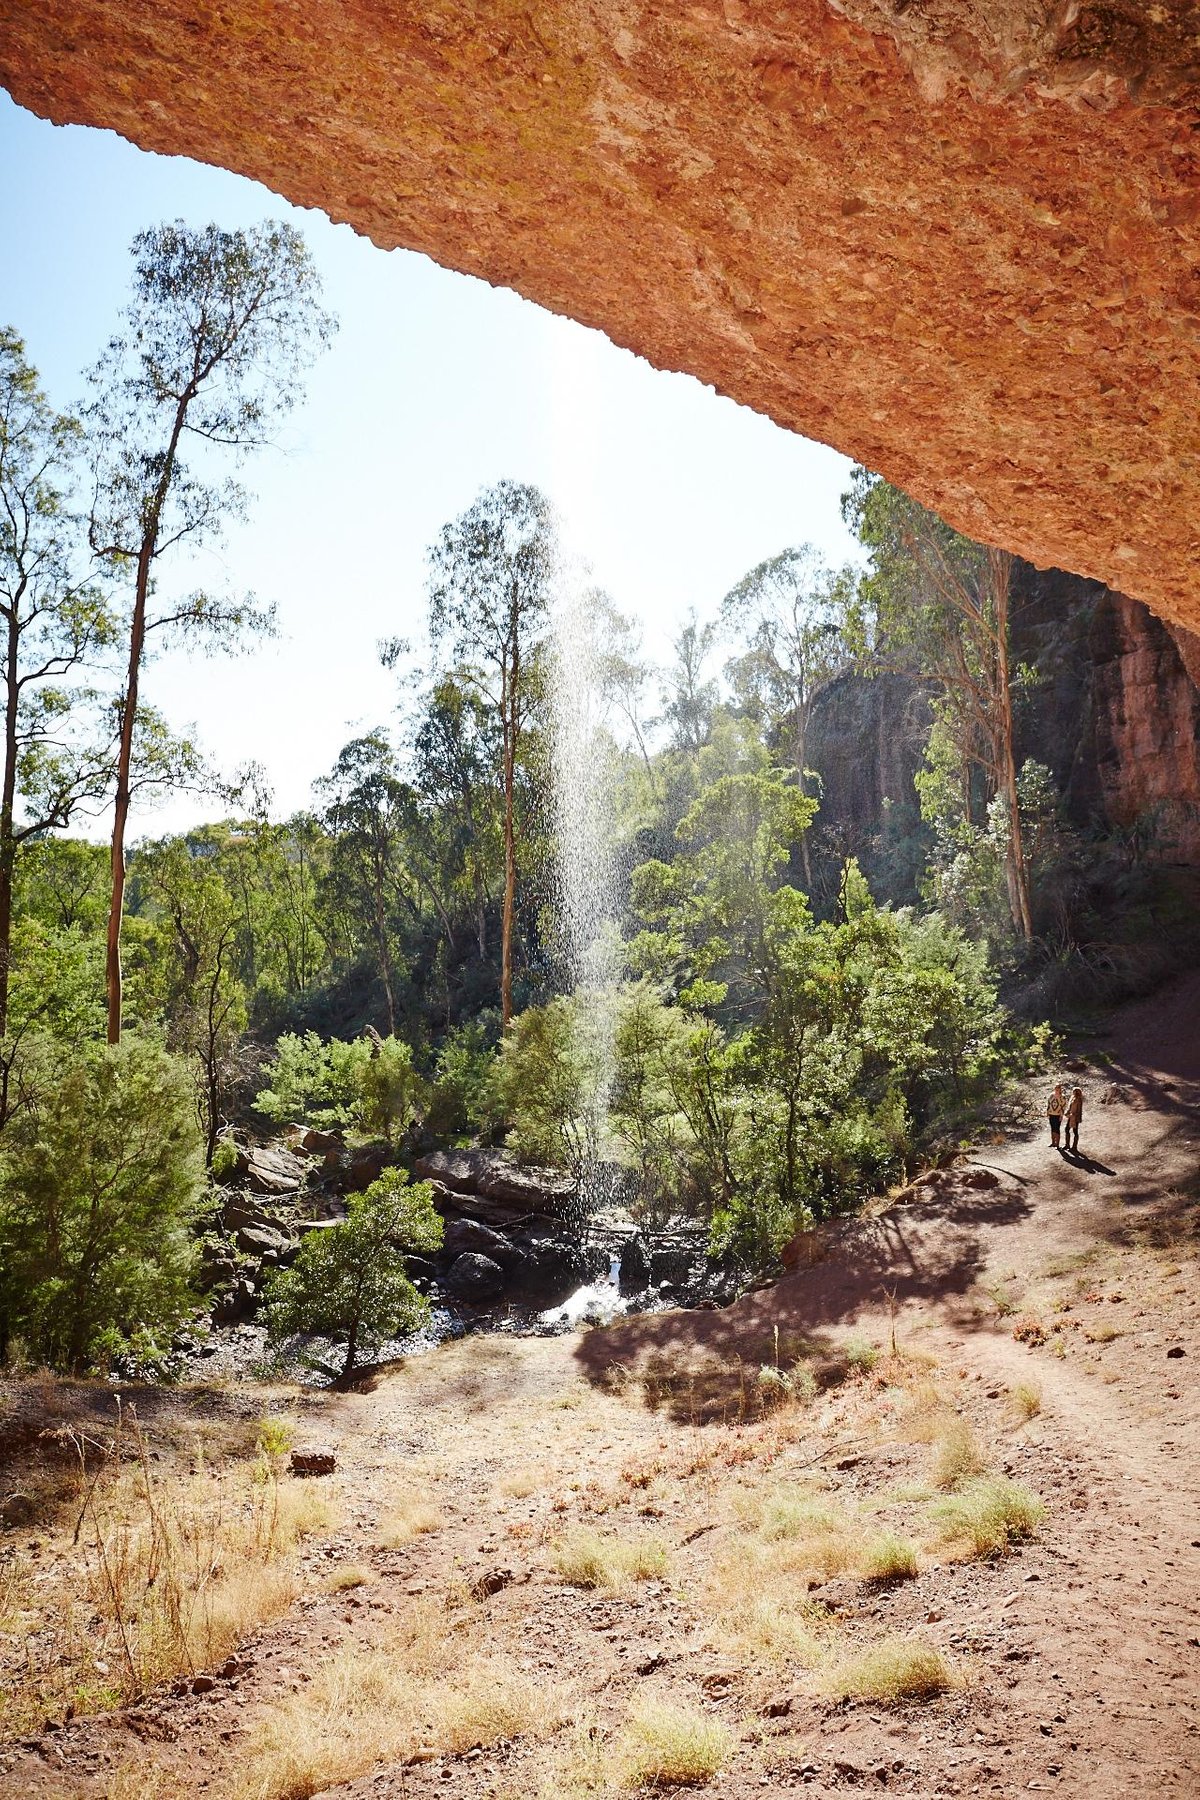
[2,975,1198,1799]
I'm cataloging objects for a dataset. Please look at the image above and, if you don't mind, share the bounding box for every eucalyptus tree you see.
[721,544,860,888]
[316,732,409,1037]
[844,470,1033,941]
[660,609,718,756]
[87,221,334,1042]
[0,330,116,1035]
[426,480,557,1028]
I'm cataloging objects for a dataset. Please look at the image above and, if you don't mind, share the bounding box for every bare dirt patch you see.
[1,977,1198,1797]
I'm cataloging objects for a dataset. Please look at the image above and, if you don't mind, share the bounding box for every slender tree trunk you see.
[106,541,151,1045]
[105,397,191,1045]
[500,601,520,1030]
[500,729,516,1029]
[0,599,21,1041]
[992,551,1033,941]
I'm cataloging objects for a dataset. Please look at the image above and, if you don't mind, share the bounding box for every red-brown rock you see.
[2,3,1198,624]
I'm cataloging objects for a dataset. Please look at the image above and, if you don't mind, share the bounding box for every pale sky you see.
[0,92,863,833]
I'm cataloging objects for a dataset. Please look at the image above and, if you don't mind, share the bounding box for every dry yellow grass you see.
[930,1417,989,1490]
[378,1493,445,1546]
[861,1530,919,1583]
[1008,1380,1043,1421]
[0,1412,332,1741]
[617,1698,733,1788]
[933,1476,1046,1558]
[826,1636,956,1704]
[497,1464,550,1498]
[324,1563,372,1592]
[238,1604,561,1800]
[552,1527,669,1591]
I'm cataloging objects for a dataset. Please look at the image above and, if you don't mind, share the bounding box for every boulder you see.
[289,1446,337,1477]
[518,1238,592,1301]
[618,1233,651,1295]
[235,1144,305,1196]
[343,1147,386,1191]
[442,1217,521,1268]
[1,1492,34,1530]
[235,1223,292,1258]
[445,1252,506,1302]
[415,1149,576,1217]
[650,1246,694,1288]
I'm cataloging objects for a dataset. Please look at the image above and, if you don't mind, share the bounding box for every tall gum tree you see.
[0,330,116,1043]
[426,481,557,1029]
[86,221,335,1043]
[844,471,1034,942]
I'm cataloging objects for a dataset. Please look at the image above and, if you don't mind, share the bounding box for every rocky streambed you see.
[168,1136,741,1385]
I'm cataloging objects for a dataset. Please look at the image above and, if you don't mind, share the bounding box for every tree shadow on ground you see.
[574,1181,1032,1420]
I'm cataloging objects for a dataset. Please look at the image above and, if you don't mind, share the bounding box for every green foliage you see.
[263,1170,442,1374]
[0,1035,204,1371]
[359,1035,426,1145]
[255,1029,372,1128]
[426,1018,498,1141]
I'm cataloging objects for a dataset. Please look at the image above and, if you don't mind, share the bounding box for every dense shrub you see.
[0,1035,204,1370]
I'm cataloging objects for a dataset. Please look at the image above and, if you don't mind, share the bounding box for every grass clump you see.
[552,1528,668,1592]
[497,1465,548,1499]
[827,1636,955,1705]
[1008,1380,1042,1421]
[617,1698,733,1788]
[378,1494,444,1546]
[324,1564,371,1593]
[930,1417,988,1490]
[861,1531,919,1583]
[431,1663,556,1753]
[843,1336,880,1374]
[934,1476,1046,1558]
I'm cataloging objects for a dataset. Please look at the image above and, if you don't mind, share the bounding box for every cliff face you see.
[806,567,1200,886]
[2,2,1199,627]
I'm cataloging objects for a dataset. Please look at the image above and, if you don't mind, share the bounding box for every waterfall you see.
[549,565,623,1217]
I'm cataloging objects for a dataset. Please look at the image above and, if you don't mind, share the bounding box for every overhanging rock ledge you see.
[2,0,1198,625]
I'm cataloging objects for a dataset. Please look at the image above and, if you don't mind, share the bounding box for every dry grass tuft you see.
[429,1662,559,1753]
[827,1636,955,1705]
[552,1527,669,1592]
[861,1531,919,1583]
[930,1417,988,1490]
[378,1494,444,1546]
[1,1406,332,1740]
[617,1697,733,1788]
[933,1476,1046,1558]
[237,1643,420,1799]
[1008,1380,1043,1421]
[324,1564,372,1592]
[496,1465,549,1499]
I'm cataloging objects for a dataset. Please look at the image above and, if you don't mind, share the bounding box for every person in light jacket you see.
[1046,1082,1065,1149]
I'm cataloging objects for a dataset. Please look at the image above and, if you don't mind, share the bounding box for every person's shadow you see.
[1059,1146,1117,1176]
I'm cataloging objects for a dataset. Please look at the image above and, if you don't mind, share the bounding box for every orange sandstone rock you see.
[1,1,1198,624]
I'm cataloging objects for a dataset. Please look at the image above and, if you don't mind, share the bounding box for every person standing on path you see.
[1065,1085,1084,1153]
[1047,1082,1065,1148]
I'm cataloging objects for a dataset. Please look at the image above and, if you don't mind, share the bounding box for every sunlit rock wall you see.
[2,2,1198,624]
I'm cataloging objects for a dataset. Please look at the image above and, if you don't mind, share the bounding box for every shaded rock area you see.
[166,1134,743,1386]
[4,1,1200,623]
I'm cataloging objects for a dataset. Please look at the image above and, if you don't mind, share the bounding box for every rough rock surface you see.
[3,4,1199,624]
[415,1149,577,1216]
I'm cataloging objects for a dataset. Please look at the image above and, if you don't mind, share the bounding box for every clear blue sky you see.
[0,92,862,832]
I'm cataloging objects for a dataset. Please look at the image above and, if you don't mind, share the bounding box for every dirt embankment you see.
[1,977,1197,1798]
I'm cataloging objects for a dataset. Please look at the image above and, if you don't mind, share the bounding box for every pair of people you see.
[1046,1082,1084,1153]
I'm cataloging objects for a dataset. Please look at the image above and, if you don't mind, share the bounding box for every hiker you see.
[1046,1082,1065,1148]
[1065,1085,1084,1153]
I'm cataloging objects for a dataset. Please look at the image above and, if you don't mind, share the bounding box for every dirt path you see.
[3,979,1198,1799]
